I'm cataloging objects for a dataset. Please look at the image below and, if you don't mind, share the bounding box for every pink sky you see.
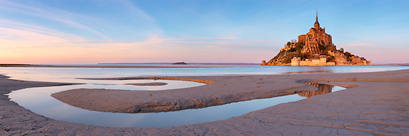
[1,0,408,64]
[0,27,278,64]
[1,25,407,64]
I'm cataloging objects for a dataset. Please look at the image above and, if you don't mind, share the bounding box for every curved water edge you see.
[4,65,401,127]
[8,81,345,128]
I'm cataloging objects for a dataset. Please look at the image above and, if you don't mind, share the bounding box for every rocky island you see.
[171,62,187,65]
[262,12,371,66]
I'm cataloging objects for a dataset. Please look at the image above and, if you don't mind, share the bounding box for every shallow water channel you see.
[7,80,345,128]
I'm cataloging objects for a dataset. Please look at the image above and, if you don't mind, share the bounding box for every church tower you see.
[314,10,320,29]
[297,10,332,54]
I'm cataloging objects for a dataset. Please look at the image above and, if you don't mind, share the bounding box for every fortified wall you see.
[291,55,335,66]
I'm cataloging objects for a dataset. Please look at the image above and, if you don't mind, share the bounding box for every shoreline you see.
[0,64,227,68]
[0,69,408,135]
[1,64,409,69]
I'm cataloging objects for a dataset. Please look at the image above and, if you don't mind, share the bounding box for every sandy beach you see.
[1,69,409,135]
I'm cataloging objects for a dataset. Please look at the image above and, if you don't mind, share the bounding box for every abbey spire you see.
[314,10,320,29]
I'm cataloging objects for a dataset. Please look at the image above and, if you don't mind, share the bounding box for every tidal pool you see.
[8,82,345,128]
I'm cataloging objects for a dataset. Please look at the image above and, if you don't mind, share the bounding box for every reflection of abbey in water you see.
[299,83,333,98]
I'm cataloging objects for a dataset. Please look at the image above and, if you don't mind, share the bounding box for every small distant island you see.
[171,62,187,65]
[262,11,370,66]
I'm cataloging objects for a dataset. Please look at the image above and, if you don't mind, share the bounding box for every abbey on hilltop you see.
[298,11,332,54]
[261,11,370,66]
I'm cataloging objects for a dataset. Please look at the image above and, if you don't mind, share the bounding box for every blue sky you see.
[0,0,408,64]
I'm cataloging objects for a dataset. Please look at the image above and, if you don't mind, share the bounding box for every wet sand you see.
[1,70,409,135]
[52,76,316,113]
[125,82,168,86]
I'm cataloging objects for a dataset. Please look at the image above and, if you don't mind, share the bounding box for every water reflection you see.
[7,82,344,128]
[298,83,334,98]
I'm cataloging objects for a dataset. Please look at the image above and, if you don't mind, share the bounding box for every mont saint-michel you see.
[262,12,371,66]
[2,1,409,135]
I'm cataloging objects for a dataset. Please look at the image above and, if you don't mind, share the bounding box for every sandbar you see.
[53,76,316,113]
[0,69,408,135]
[125,82,168,86]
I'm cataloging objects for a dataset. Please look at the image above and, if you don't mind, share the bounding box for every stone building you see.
[319,55,327,63]
[298,11,332,54]
[350,56,371,65]
[291,56,301,66]
[291,55,336,66]
[328,50,348,65]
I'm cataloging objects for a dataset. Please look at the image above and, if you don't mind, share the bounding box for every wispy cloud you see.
[0,24,277,63]
[0,1,293,63]
[118,0,155,22]
[0,0,109,39]
[0,19,84,41]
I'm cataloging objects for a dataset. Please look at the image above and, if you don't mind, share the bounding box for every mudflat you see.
[52,76,316,113]
[1,69,409,135]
